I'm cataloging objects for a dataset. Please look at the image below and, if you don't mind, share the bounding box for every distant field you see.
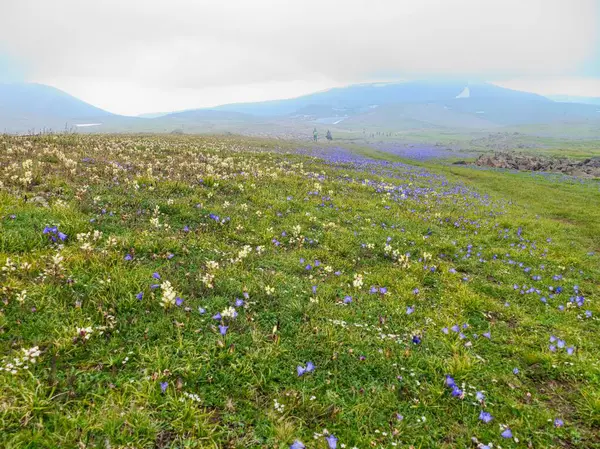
[0,134,598,448]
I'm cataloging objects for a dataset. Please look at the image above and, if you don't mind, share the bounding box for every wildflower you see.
[290,441,305,449]
[554,418,564,428]
[476,391,485,401]
[513,368,519,375]
[445,375,456,388]
[343,295,352,304]
[152,272,161,279]
[325,434,338,449]
[451,386,464,398]
[160,382,168,393]
[124,254,133,261]
[160,280,177,308]
[479,411,493,423]
[136,292,143,300]
[297,361,315,376]
[219,325,228,336]
[265,285,275,295]
[406,306,414,315]
[412,335,421,344]
[501,428,513,438]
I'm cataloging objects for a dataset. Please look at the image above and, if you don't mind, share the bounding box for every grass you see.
[0,134,599,449]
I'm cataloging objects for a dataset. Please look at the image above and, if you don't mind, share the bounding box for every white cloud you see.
[495,77,600,98]
[1,0,598,113]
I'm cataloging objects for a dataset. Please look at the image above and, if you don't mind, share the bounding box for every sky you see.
[1,0,599,116]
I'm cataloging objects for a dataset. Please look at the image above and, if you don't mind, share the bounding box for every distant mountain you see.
[168,81,600,129]
[0,83,122,132]
[2,80,600,135]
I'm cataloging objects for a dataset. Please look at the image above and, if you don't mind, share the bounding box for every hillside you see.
[0,134,598,448]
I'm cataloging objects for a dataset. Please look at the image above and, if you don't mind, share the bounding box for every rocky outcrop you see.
[475,152,600,178]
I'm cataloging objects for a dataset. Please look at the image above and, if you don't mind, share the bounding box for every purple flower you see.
[476,391,485,402]
[501,428,513,439]
[451,386,464,398]
[343,295,352,304]
[212,313,222,320]
[554,418,564,428]
[152,272,161,279]
[160,382,168,393]
[445,375,456,388]
[124,254,133,261]
[297,361,315,376]
[218,325,228,336]
[325,434,338,449]
[150,284,160,289]
[198,307,206,314]
[379,287,387,294]
[396,413,404,421]
[482,332,491,339]
[290,441,305,449]
[442,327,449,334]
[58,232,68,241]
[479,411,493,423]
[175,297,184,306]
[412,335,421,345]
[235,299,244,307]
[413,288,420,295]
[136,292,143,300]
[513,368,519,375]
[406,306,414,315]
[567,347,575,355]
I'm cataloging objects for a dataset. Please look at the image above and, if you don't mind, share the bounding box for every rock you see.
[475,152,600,178]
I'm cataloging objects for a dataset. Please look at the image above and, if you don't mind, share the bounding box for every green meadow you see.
[0,134,598,449]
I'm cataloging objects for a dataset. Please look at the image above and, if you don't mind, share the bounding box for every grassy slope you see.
[0,135,598,449]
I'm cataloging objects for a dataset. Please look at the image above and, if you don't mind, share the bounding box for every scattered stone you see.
[475,152,600,178]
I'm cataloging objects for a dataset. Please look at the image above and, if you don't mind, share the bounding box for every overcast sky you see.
[1,0,599,115]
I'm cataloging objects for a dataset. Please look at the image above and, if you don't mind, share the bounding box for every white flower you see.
[76,326,94,340]
[160,280,177,308]
[353,273,363,289]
